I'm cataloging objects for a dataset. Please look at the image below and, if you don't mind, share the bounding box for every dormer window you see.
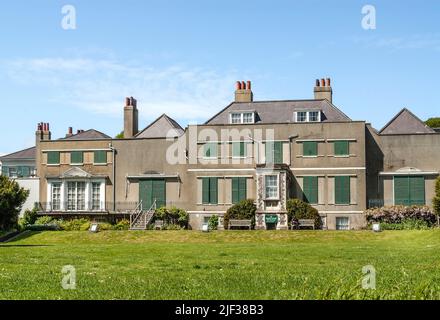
[230,112,255,124]
[294,111,321,122]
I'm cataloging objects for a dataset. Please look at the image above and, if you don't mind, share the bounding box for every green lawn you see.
[1,230,440,299]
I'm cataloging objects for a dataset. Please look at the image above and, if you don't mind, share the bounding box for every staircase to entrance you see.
[129,200,157,230]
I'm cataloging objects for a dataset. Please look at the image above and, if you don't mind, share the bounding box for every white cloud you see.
[2,57,241,123]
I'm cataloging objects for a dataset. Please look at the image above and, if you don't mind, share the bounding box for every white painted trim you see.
[42,148,111,152]
[327,138,357,142]
[290,167,366,171]
[296,139,326,143]
[379,171,438,176]
[196,175,253,179]
[188,168,255,172]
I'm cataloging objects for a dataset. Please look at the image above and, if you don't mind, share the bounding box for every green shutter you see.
[394,176,409,206]
[71,151,83,164]
[152,179,166,208]
[410,176,425,205]
[335,176,350,204]
[232,177,239,204]
[239,177,247,201]
[204,143,217,158]
[334,141,349,156]
[274,141,283,164]
[202,178,210,204]
[265,142,272,164]
[47,151,60,165]
[303,176,318,204]
[94,151,106,164]
[210,177,218,204]
[303,141,317,156]
[232,142,246,158]
[1,166,9,176]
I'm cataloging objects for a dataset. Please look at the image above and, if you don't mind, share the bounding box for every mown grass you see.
[1,230,440,300]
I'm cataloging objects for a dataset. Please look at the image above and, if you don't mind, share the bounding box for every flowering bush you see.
[365,205,437,226]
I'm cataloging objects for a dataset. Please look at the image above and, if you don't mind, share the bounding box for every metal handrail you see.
[130,200,143,228]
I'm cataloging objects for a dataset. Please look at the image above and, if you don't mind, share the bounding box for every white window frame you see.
[335,217,350,230]
[51,183,62,211]
[294,111,321,123]
[229,112,255,124]
[264,175,279,200]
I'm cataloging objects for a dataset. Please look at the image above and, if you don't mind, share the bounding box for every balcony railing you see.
[37,200,189,213]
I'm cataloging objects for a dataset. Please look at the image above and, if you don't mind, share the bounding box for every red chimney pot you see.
[321,79,325,87]
[236,81,241,90]
[246,81,251,90]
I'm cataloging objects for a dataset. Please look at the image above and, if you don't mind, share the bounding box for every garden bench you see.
[228,219,252,230]
[154,220,164,230]
[291,219,315,230]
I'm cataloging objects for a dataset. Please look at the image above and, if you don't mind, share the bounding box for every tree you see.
[286,198,322,229]
[115,131,124,139]
[0,175,29,230]
[223,199,256,229]
[433,177,440,227]
[425,118,440,129]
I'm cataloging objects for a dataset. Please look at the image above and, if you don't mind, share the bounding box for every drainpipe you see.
[109,142,116,212]
[288,134,299,167]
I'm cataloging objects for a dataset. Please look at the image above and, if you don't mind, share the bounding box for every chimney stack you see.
[65,127,73,138]
[124,96,139,138]
[35,122,51,144]
[234,80,253,102]
[314,78,333,103]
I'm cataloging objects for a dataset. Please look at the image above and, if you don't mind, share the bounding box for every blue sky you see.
[0,0,439,155]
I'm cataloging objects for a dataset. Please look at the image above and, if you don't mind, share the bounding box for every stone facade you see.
[28,79,440,230]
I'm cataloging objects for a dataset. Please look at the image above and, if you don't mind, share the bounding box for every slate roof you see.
[379,108,435,135]
[136,114,184,138]
[0,146,36,161]
[61,129,111,140]
[205,99,351,125]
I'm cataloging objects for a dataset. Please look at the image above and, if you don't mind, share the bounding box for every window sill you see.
[70,163,84,166]
[93,163,108,166]
[47,164,60,167]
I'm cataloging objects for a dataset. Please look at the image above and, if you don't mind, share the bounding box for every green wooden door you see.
[139,179,166,209]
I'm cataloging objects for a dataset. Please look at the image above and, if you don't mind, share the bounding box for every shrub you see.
[35,216,55,225]
[98,223,113,230]
[20,208,39,228]
[0,175,29,230]
[378,219,431,230]
[154,207,188,229]
[208,215,219,230]
[112,219,130,230]
[365,205,437,227]
[286,198,322,229]
[60,218,90,231]
[224,199,256,229]
[26,224,60,231]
